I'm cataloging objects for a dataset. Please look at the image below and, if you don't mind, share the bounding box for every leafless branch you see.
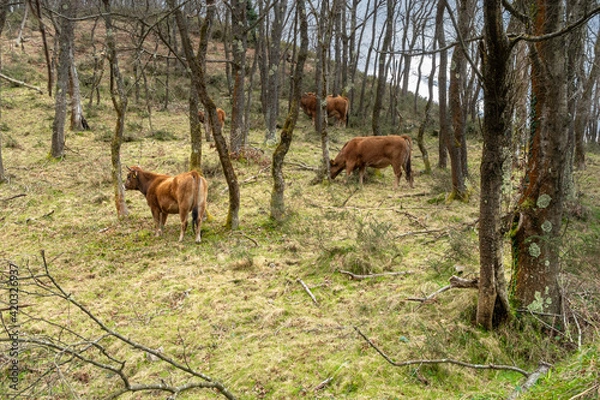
[338,270,413,280]
[0,72,43,94]
[354,326,532,377]
[406,275,478,304]
[297,279,318,306]
[0,252,238,400]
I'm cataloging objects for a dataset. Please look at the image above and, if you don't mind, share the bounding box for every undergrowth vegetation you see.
[1,24,599,400]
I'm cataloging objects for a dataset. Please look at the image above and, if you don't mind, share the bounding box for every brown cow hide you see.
[125,166,208,243]
[330,135,413,189]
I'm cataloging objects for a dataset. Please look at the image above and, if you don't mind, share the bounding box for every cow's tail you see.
[191,171,201,234]
[344,96,349,127]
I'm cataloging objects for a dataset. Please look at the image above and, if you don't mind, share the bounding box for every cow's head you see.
[124,166,140,190]
[329,159,344,179]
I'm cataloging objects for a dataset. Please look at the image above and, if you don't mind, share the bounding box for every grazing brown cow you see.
[125,166,208,243]
[330,135,413,189]
[198,108,226,141]
[300,92,349,127]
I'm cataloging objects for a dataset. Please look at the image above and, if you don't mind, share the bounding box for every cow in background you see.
[330,135,413,189]
[125,166,208,243]
[198,108,226,141]
[300,92,349,127]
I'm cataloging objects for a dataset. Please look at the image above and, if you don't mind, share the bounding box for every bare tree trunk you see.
[477,0,512,330]
[51,0,74,159]
[270,0,308,221]
[230,0,248,155]
[101,0,128,218]
[262,0,286,144]
[15,3,28,50]
[574,28,600,170]
[189,89,202,170]
[446,0,471,202]
[512,0,568,315]
[358,1,378,122]
[169,0,240,230]
[69,47,89,131]
[372,0,395,136]
[30,0,53,97]
[436,0,449,169]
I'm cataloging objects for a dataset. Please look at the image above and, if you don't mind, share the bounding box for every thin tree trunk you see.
[436,0,449,169]
[270,0,308,221]
[30,0,53,97]
[372,1,395,136]
[168,0,240,230]
[101,0,128,218]
[477,0,512,330]
[51,0,74,159]
[230,0,247,155]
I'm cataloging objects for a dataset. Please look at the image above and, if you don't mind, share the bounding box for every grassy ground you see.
[1,31,599,400]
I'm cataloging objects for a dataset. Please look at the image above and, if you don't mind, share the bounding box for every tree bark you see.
[51,0,74,159]
[168,0,240,230]
[372,0,395,136]
[230,0,248,155]
[435,0,449,169]
[101,0,128,218]
[512,0,568,315]
[477,0,512,329]
[270,0,308,221]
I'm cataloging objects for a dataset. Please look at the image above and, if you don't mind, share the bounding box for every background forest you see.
[1,0,600,399]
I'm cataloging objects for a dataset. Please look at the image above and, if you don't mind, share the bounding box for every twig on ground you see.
[338,270,413,280]
[0,72,43,94]
[406,275,478,304]
[395,228,445,239]
[1,193,26,202]
[286,160,319,171]
[354,326,530,376]
[506,362,552,400]
[297,279,318,306]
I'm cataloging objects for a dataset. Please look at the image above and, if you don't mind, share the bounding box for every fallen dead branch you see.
[406,275,478,303]
[0,193,26,202]
[395,228,445,239]
[338,270,413,280]
[0,72,43,94]
[298,279,318,306]
[354,326,551,399]
[505,362,552,400]
[286,160,319,171]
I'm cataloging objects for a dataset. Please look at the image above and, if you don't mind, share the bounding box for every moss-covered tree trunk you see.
[168,0,240,230]
[512,0,568,315]
[477,0,512,330]
[270,0,308,221]
[101,0,128,218]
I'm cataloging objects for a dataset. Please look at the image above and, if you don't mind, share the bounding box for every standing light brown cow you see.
[330,135,413,189]
[125,166,208,243]
[198,108,226,141]
[300,92,349,127]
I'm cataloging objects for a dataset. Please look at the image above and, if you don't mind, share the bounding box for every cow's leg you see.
[178,210,188,242]
[194,205,204,243]
[159,213,168,236]
[151,209,162,236]
[392,163,402,189]
[358,166,366,186]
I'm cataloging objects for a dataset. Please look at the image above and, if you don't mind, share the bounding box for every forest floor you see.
[1,21,600,400]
